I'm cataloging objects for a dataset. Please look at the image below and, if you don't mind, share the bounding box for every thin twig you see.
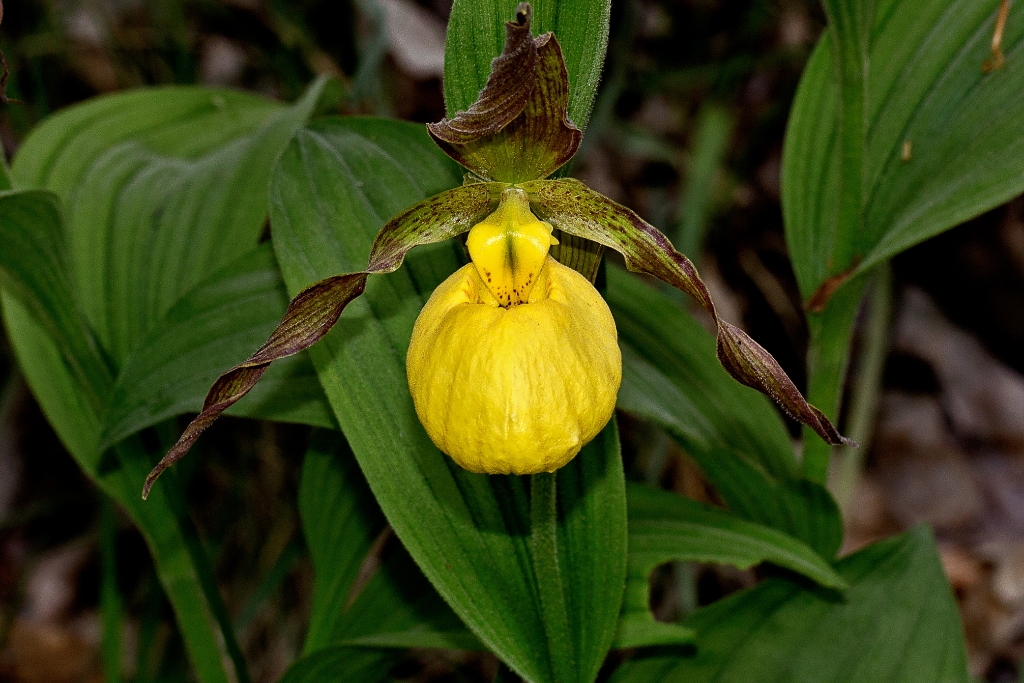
[983,0,1010,73]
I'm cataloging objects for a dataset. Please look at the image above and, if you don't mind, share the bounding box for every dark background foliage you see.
[0,0,1022,681]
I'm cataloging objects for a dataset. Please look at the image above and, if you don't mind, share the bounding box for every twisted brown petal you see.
[427,3,536,144]
[523,178,856,449]
[143,184,501,499]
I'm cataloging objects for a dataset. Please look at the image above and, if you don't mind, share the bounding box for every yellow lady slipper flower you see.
[406,189,621,474]
[144,2,850,499]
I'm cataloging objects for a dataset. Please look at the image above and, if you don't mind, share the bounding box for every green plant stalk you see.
[831,264,892,512]
[101,495,123,683]
[134,574,165,683]
[531,472,576,683]
[104,438,252,683]
[801,278,868,483]
[803,0,873,482]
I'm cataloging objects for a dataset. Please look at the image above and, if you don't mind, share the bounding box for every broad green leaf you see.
[783,0,1024,299]
[608,267,794,479]
[270,116,627,683]
[0,190,113,424]
[784,1,1024,481]
[444,0,611,131]
[13,79,329,364]
[2,82,333,682]
[626,484,845,589]
[102,246,335,450]
[611,616,695,651]
[531,423,628,683]
[606,266,843,558]
[609,526,970,683]
[0,193,248,683]
[14,87,279,192]
[612,483,844,651]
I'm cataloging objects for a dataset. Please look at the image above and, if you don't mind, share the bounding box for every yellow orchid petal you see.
[466,187,558,308]
[406,255,621,474]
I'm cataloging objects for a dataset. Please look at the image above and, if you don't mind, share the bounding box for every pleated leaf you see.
[784,0,1024,302]
[299,432,387,655]
[2,81,334,683]
[101,245,335,449]
[0,190,113,426]
[13,80,332,364]
[613,483,845,650]
[609,526,970,683]
[0,193,248,683]
[269,116,628,683]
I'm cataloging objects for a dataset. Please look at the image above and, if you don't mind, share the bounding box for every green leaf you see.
[102,245,335,450]
[335,544,483,652]
[608,526,970,683]
[0,190,113,425]
[626,484,845,588]
[611,617,695,651]
[607,267,843,558]
[13,79,330,365]
[299,432,387,654]
[0,196,250,683]
[300,432,484,657]
[278,648,395,683]
[783,0,1024,299]
[525,178,851,450]
[270,116,627,683]
[529,423,628,683]
[2,81,334,682]
[784,3,1024,481]
[608,266,794,479]
[612,483,844,651]
[444,0,611,131]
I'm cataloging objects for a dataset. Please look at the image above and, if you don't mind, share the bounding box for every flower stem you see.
[530,472,575,683]
[802,277,868,483]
